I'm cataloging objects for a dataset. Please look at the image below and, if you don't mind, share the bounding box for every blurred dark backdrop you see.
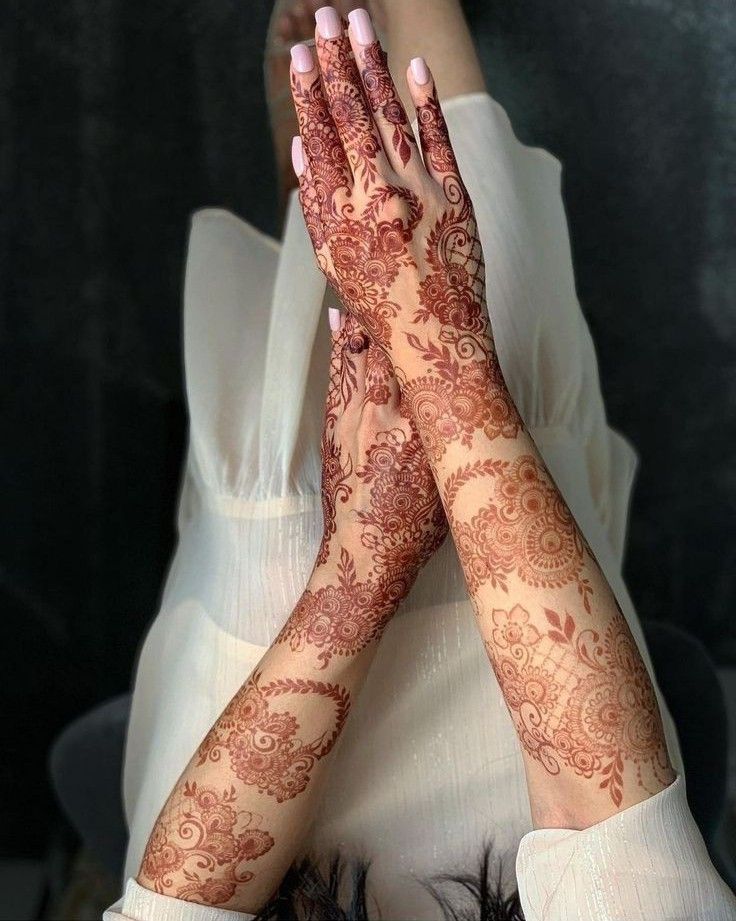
[1,0,734,872]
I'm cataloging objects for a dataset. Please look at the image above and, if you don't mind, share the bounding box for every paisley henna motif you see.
[485,605,672,806]
[139,783,274,905]
[196,670,350,802]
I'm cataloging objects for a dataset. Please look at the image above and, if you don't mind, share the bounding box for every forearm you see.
[136,561,389,914]
[399,326,676,829]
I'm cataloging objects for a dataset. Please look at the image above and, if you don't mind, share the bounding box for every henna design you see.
[416,88,461,178]
[317,32,382,189]
[196,670,350,802]
[316,322,364,565]
[446,455,592,608]
[402,342,522,459]
[277,548,413,668]
[364,340,394,405]
[485,605,672,806]
[139,783,273,905]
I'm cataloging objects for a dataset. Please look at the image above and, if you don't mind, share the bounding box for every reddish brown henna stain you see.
[360,42,416,167]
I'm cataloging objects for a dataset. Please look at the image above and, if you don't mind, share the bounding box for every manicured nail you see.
[328,307,343,331]
[410,57,431,86]
[315,6,342,40]
[291,136,305,177]
[348,9,375,45]
[290,43,314,73]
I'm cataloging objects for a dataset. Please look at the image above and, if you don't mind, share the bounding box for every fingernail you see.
[290,43,314,73]
[410,57,431,86]
[348,9,375,45]
[328,307,343,331]
[315,6,342,40]
[291,136,305,177]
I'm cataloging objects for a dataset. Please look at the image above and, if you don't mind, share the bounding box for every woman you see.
[107,3,736,919]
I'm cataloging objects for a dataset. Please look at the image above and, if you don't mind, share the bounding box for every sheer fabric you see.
[110,93,734,920]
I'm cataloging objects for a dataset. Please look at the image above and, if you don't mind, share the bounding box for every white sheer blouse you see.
[106,93,736,920]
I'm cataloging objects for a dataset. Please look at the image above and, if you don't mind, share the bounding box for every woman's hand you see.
[290,12,522,456]
[277,310,447,669]
[289,14,481,356]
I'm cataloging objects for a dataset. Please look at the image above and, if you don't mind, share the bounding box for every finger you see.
[365,339,400,409]
[347,9,419,174]
[313,7,392,188]
[290,41,352,215]
[292,135,326,251]
[406,59,465,195]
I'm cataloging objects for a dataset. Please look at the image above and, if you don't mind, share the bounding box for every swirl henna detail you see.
[360,42,416,168]
[139,783,274,905]
[196,670,351,803]
[485,605,672,807]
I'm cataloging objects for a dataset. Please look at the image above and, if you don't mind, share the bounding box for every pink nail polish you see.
[291,136,305,177]
[290,43,314,73]
[410,57,431,86]
[315,6,342,40]
[328,307,343,331]
[347,9,375,45]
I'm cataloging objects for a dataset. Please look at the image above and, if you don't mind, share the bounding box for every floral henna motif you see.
[443,455,592,608]
[416,88,462,180]
[485,605,672,807]
[140,783,274,905]
[197,670,350,802]
[402,344,522,459]
[360,42,416,167]
[317,30,382,189]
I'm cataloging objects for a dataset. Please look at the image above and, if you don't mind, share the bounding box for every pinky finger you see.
[292,135,325,250]
[406,58,464,194]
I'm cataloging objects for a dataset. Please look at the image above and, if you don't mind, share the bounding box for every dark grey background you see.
[1,0,734,862]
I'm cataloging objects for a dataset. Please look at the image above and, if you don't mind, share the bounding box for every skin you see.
[290,10,676,831]
[136,317,447,912]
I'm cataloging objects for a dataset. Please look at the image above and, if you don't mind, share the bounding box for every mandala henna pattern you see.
[485,605,672,806]
[443,455,593,608]
[139,783,274,904]
[196,670,351,802]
